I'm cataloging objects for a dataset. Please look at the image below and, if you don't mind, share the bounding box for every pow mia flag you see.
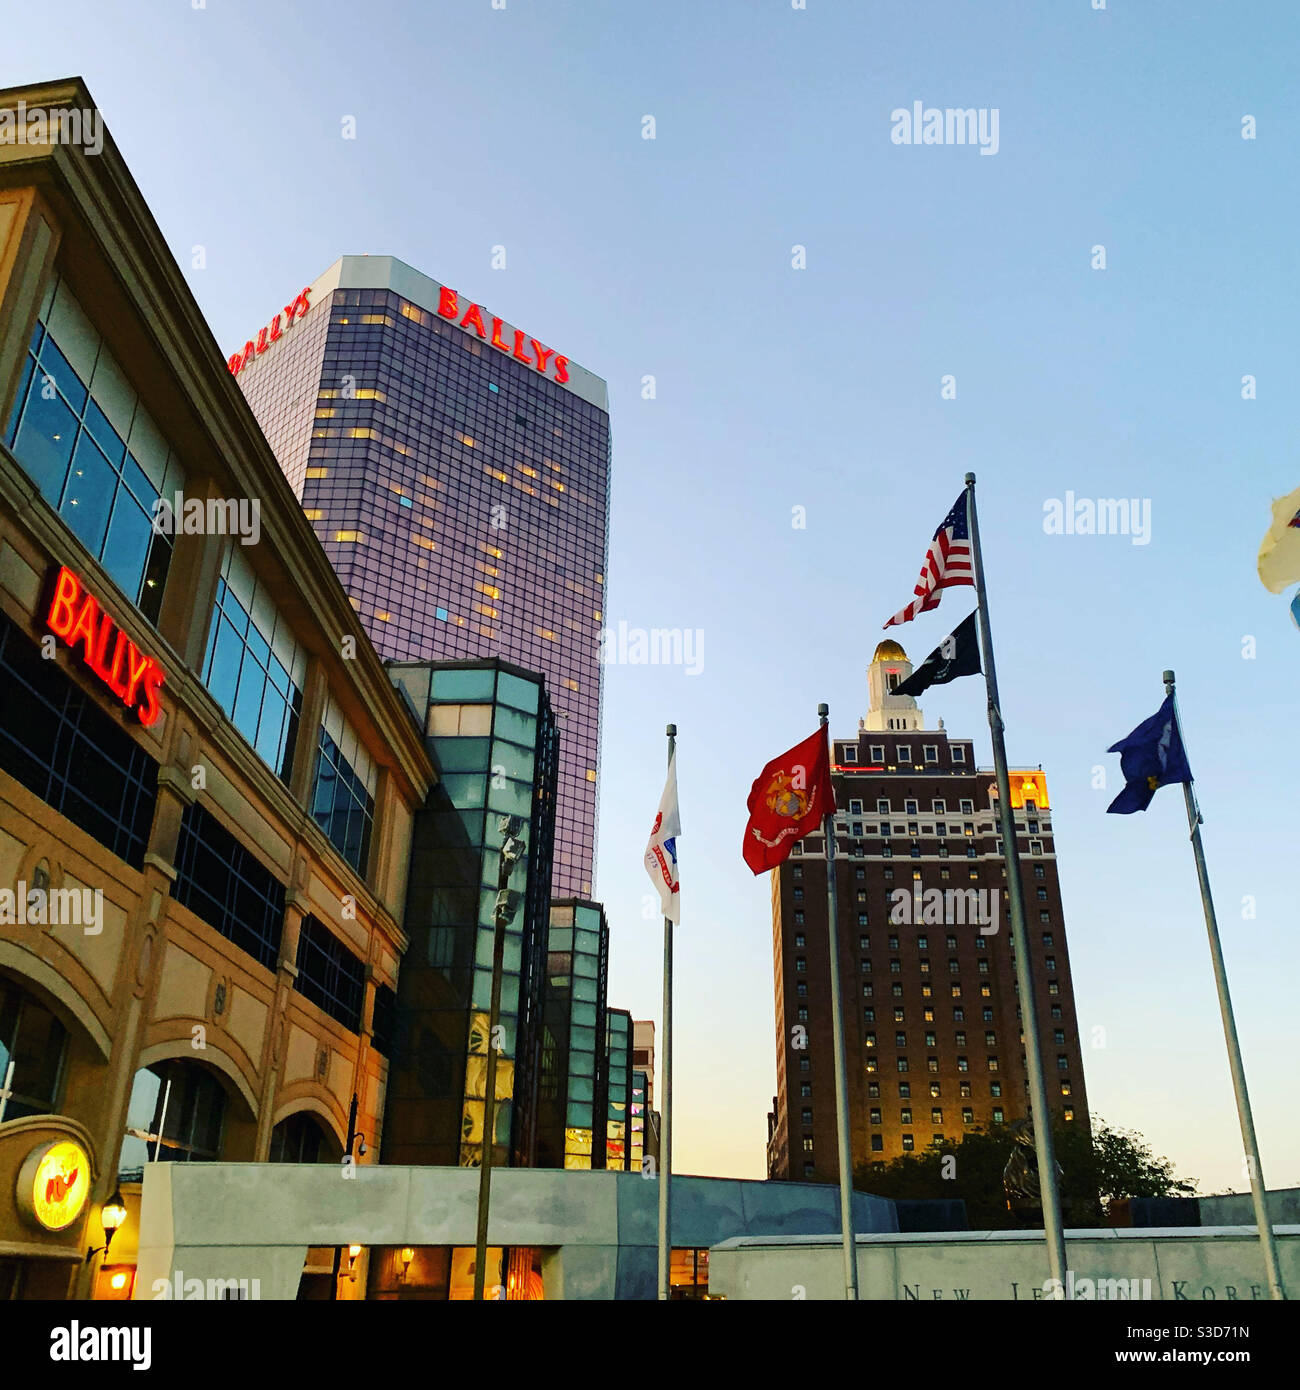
[894,611,981,698]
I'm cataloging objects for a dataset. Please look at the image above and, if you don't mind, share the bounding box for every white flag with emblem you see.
[644,751,681,924]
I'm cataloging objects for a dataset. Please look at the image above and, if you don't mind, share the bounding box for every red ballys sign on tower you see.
[227,288,312,376]
[45,566,166,726]
[435,286,570,385]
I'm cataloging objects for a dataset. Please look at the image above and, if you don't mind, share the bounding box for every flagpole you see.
[656,723,676,1301]
[1163,670,1286,1300]
[818,703,859,1300]
[964,472,1069,1295]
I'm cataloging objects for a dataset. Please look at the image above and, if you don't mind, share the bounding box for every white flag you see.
[644,751,681,924]
[1257,482,1300,594]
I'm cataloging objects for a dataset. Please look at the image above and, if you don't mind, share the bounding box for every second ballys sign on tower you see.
[227,281,571,388]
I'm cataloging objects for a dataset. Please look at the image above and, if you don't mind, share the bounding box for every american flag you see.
[883,490,974,627]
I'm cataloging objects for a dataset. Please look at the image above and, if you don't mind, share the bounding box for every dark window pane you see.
[0,612,157,867]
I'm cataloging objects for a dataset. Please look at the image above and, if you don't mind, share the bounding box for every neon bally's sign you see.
[435,287,570,384]
[45,566,166,726]
[227,288,312,376]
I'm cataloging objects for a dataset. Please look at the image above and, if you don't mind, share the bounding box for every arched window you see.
[0,976,68,1122]
[119,1060,226,1181]
[269,1110,342,1164]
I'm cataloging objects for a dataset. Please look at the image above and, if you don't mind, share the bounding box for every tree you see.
[853,1115,1197,1229]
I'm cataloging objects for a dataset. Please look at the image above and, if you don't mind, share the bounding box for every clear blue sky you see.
[9,0,1299,1194]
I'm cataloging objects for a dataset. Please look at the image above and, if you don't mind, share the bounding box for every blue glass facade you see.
[4,275,181,623]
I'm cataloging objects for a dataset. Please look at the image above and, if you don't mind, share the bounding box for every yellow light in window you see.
[480,544,503,559]
[593,610,602,621]
[486,468,507,483]
[595,573,604,584]
[303,509,323,520]
[315,408,336,418]
[551,481,565,492]
[359,313,389,324]
[519,465,539,479]
[400,302,426,324]
[375,611,391,622]
[347,427,373,440]
[473,604,499,619]
[335,530,364,542]
[476,563,499,578]
[563,678,579,692]
[306,467,328,479]
[355,387,386,401]
[458,434,477,449]
[586,769,597,782]
[476,583,501,600]
[536,628,556,641]
[412,535,436,551]
[318,389,338,399]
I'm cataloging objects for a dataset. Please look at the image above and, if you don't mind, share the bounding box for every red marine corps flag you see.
[742,727,835,875]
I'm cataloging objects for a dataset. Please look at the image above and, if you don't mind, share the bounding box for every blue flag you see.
[1106,695,1192,814]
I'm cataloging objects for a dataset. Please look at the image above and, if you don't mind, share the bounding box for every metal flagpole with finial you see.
[965,472,1070,1295]
[1162,670,1286,1300]
[819,702,859,1300]
[657,723,676,1300]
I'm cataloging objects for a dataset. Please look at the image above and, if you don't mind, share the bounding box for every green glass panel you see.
[487,777,533,819]
[575,928,600,954]
[570,1025,596,1052]
[569,1076,594,1102]
[432,737,491,772]
[440,773,486,808]
[575,906,601,930]
[549,928,573,951]
[572,976,597,1003]
[496,670,540,713]
[491,739,536,784]
[493,705,535,746]
[566,1101,591,1127]
[573,953,598,980]
[572,1001,597,1027]
[474,929,522,973]
[570,1050,595,1077]
[431,667,495,701]
[501,974,519,1015]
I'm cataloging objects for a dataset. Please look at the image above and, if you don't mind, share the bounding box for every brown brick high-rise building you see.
[767,639,1088,1184]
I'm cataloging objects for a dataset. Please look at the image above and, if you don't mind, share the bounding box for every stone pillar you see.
[0,185,61,423]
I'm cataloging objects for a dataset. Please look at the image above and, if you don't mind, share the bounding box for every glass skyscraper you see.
[537,900,609,1169]
[236,256,610,898]
[383,658,559,1169]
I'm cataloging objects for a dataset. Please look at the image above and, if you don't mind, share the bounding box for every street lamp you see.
[473,814,527,1301]
[85,1188,127,1264]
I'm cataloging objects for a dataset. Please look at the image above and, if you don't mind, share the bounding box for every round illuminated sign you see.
[16,1139,91,1232]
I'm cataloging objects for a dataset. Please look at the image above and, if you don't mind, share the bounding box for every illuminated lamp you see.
[85,1187,127,1264]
